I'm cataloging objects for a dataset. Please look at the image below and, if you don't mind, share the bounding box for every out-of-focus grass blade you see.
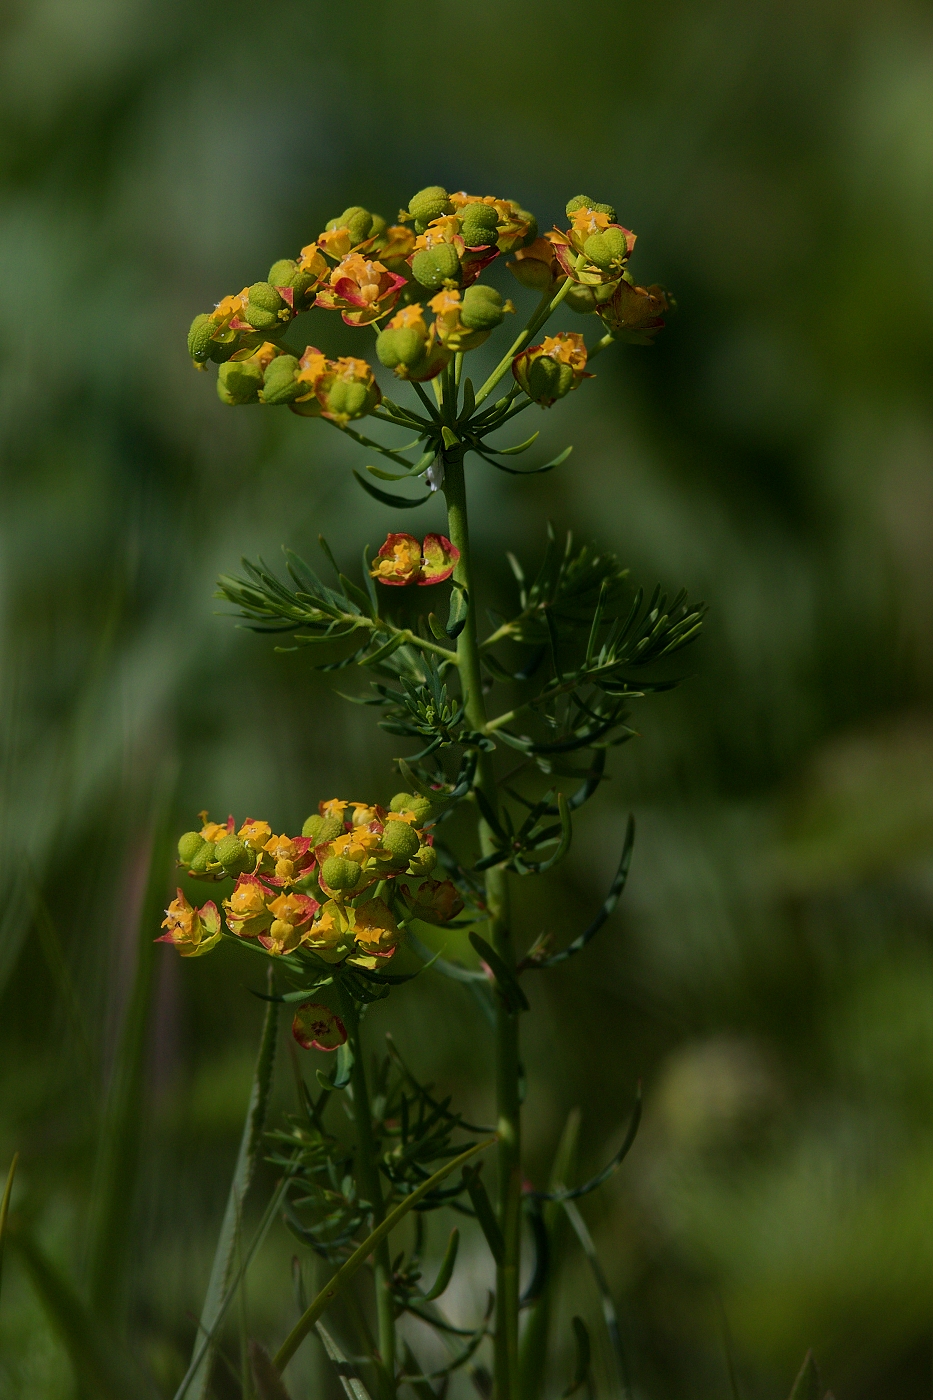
[87,778,177,1320]
[518,1109,580,1400]
[0,1151,18,1307]
[187,969,280,1399]
[563,1199,630,1400]
[788,1350,821,1400]
[26,873,96,1090]
[315,1320,374,1400]
[250,1340,293,1400]
[12,1225,139,1399]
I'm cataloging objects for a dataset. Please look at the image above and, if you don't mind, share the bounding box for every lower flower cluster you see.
[159,793,464,969]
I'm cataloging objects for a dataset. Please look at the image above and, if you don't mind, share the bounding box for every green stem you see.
[443,454,521,1400]
[348,1017,396,1398]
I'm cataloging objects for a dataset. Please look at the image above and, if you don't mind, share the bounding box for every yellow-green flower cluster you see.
[160,794,464,969]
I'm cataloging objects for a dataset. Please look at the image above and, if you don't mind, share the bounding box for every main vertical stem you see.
[348,1018,396,1397]
[444,453,521,1400]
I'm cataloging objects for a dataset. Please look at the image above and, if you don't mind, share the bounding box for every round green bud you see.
[592,201,617,222]
[321,856,360,891]
[460,284,506,331]
[325,379,370,420]
[527,356,573,404]
[243,281,286,331]
[189,841,216,873]
[326,206,374,245]
[381,820,420,862]
[268,258,298,287]
[389,792,434,824]
[187,313,215,363]
[320,815,347,844]
[260,354,302,405]
[178,831,205,864]
[565,195,594,217]
[565,284,599,315]
[518,211,539,245]
[408,843,437,876]
[376,326,426,370]
[217,359,263,405]
[583,229,627,271]
[411,245,461,291]
[302,814,324,841]
[459,202,499,248]
[215,834,252,875]
[408,186,452,226]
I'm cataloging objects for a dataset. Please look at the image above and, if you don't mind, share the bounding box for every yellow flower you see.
[369,532,423,586]
[305,901,355,963]
[329,827,384,866]
[292,1001,347,1051]
[158,889,222,957]
[297,243,329,281]
[350,898,399,957]
[314,253,407,327]
[294,350,381,424]
[320,798,349,820]
[238,819,272,852]
[550,207,636,287]
[223,874,273,940]
[262,890,319,954]
[199,813,231,844]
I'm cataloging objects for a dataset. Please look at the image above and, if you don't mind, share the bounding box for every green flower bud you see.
[302,813,347,844]
[324,379,370,420]
[459,202,499,248]
[369,213,388,240]
[327,206,374,245]
[189,841,216,873]
[188,313,215,363]
[260,354,302,405]
[583,229,627,271]
[411,245,461,291]
[525,355,574,404]
[268,259,318,300]
[321,856,360,891]
[209,337,240,364]
[217,359,263,405]
[178,831,205,864]
[565,196,616,223]
[460,284,506,331]
[243,281,286,331]
[565,284,599,315]
[376,326,426,371]
[389,792,434,824]
[408,186,452,227]
[407,844,437,877]
[381,820,420,862]
[214,834,252,875]
[518,211,539,245]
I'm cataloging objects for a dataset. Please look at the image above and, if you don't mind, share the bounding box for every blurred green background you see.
[2,0,933,1395]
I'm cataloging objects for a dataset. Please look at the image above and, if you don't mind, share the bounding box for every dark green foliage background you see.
[2,0,932,1396]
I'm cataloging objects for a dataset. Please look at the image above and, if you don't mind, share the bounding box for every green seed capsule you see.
[178,831,205,864]
[460,284,506,331]
[389,792,434,824]
[189,841,216,873]
[260,355,302,405]
[583,229,627,271]
[187,313,215,363]
[408,186,452,226]
[302,814,324,842]
[381,821,420,861]
[376,327,426,370]
[321,856,360,890]
[217,359,263,405]
[411,245,461,290]
[214,835,252,875]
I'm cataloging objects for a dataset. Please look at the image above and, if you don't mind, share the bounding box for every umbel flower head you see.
[164,795,463,972]
[185,183,671,434]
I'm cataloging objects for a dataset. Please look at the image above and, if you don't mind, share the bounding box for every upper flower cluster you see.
[159,792,464,967]
[185,187,670,422]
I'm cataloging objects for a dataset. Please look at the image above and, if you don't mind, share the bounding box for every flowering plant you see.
[170,185,703,1400]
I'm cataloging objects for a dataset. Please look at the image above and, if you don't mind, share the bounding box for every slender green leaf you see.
[274,1136,495,1372]
[187,971,280,1399]
[339,574,375,619]
[561,1317,591,1398]
[353,471,431,509]
[527,816,634,969]
[421,1228,460,1300]
[317,1039,353,1092]
[463,1166,504,1264]
[447,584,469,639]
[468,933,530,1013]
[563,1201,630,1399]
